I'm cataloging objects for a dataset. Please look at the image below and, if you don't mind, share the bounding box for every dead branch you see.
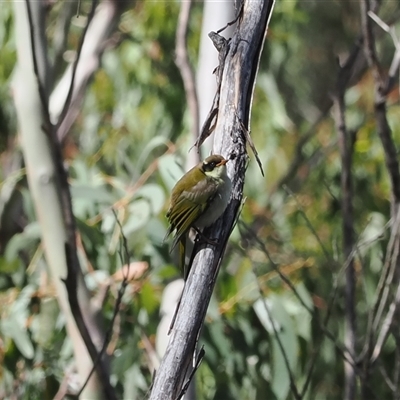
[149,2,275,398]
[361,1,400,209]
[360,1,400,398]
[333,58,358,400]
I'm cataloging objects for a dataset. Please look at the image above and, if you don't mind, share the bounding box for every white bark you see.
[195,1,235,159]
[12,2,103,398]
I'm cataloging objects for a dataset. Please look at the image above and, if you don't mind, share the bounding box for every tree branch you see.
[54,0,98,134]
[238,220,369,396]
[15,1,119,397]
[76,212,130,397]
[333,63,357,400]
[174,0,200,166]
[50,0,129,142]
[149,2,275,398]
[252,266,301,400]
[360,1,400,398]
[51,0,75,79]
[361,0,400,208]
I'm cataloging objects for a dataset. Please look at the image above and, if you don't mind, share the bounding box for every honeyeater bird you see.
[165,154,232,276]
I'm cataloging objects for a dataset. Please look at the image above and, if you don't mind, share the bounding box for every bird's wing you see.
[166,178,218,249]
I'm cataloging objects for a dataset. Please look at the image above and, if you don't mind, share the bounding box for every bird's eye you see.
[203,160,218,172]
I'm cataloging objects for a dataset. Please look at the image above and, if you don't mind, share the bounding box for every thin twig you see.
[240,219,389,395]
[362,1,400,207]
[275,35,364,193]
[63,243,116,399]
[55,0,98,133]
[176,347,205,400]
[372,212,400,333]
[371,281,400,364]
[239,222,313,314]
[393,341,400,399]
[334,49,358,398]
[273,108,329,191]
[368,11,400,101]
[174,0,200,164]
[360,0,400,331]
[239,222,359,373]
[362,213,400,340]
[378,362,396,393]
[215,1,243,34]
[283,185,331,261]
[236,111,264,176]
[52,0,75,79]
[358,212,399,363]
[361,0,382,86]
[359,1,400,398]
[76,0,82,17]
[52,0,128,143]
[194,31,230,149]
[77,210,131,397]
[25,0,51,130]
[53,365,73,400]
[252,265,302,400]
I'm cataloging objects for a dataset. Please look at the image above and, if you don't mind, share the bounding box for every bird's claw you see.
[193,227,219,246]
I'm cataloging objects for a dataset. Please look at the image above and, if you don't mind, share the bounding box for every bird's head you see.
[201,154,228,179]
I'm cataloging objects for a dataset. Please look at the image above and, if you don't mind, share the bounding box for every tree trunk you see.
[149,1,275,399]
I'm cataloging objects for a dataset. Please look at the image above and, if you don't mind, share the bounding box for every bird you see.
[165,154,232,276]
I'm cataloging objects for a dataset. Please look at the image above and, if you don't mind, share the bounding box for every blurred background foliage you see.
[1,0,400,399]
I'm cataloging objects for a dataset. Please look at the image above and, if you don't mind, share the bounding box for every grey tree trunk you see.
[149,1,275,399]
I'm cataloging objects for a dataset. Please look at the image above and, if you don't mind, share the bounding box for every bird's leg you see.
[193,227,219,246]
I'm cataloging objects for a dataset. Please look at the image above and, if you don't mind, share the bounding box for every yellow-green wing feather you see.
[167,195,207,249]
[166,176,218,249]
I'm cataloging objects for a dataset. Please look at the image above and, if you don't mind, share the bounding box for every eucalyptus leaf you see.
[21,187,36,221]
[123,363,148,400]
[158,154,184,192]
[253,298,280,333]
[254,295,298,400]
[140,281,160,314]
[123,199,151,234]
[271,337,290,400]
[294,282,313,311]
[113,341,137,380]
[5,222,41,261]
[278,284,313,341]
[71,184,113,203]
[1,316,34,359]
[101,209,116,234]
[146,218,167,244]
[30,298,59,348]
[257,73,291,130]
[270,297,298,400]
[136,136,169,172]
[208,319,231,359]
[0,256,19,274]
[71,184,113,217]
[0,168,24,216]
[135,183,165,214]
[359,212,386,253]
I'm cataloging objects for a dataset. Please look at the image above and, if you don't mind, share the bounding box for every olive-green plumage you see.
[165,154,232,274]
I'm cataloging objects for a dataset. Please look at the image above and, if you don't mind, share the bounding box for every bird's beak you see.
[217,159,228,167]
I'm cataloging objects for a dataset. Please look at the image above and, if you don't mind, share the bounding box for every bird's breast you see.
[195,176,232,228]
